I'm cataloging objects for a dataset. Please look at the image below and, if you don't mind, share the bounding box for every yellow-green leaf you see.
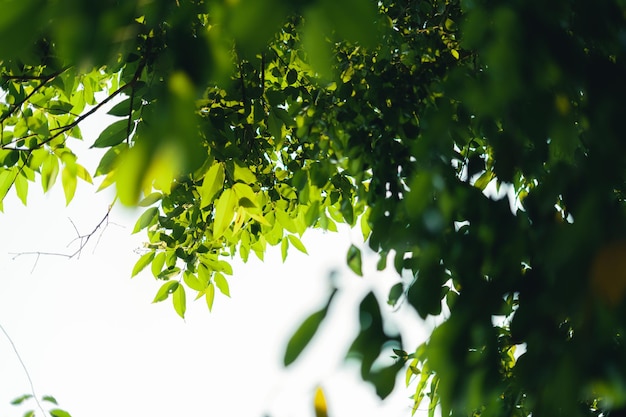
[233,163,257,184]
[153,280,179,303]
[288,234,308,254]
[281,238,289,262]
[133,207,158,234]
[132,251,155,277]
[41,153,59,192]
[61,165,77,205]
[200,162,225,208]
[138,192,163,207]
[151,251,166,278]
[173,284,186,318]
[183,270,206,292]
[214,272,230,297]
[14,172,27,205]
[232,182,257,207]
[75,163,93,184]
[213,188,237,238]
[205,282,215,311]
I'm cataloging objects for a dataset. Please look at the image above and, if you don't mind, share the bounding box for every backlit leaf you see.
[152,280,179,303]
[132,251,155,277]
[151,252,166,278]
[288,234,308,254]
[138,192,162,207]
[49,409,72,417]
[233,163,257,184]
[213,188,237,238]
[183,270,206,292]
[132,207,158,234]
[200,162,225,208]
[61,166,77,205]
[173,284,186,318]
[14,172,27,205]
[281,237,289,262]
[214,272,230,297]
[205,282,215,311]
[41,153,59,192]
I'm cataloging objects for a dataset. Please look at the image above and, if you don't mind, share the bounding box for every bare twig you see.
[0,322,48,417]
[10,203,115,266]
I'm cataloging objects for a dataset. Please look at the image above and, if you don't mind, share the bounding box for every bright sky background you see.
[0,102,433,417]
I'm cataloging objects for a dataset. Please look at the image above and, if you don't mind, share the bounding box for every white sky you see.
[0,102,431,417]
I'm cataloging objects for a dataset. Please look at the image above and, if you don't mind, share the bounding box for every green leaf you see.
[281,238,289,262]
[23,411,35,417]
[183,270,206,291]
[49,409,72,417]
[284,290,337,366]
[232,183,258,207]
[173,284,186,318]
[388,283,404,307]
[288,234,308,254]
[347,244,363,276]
[284,309,326,366]
[132,251,155,277]
[200,162,225,208]
[107,97,140,117]
[151,252,166,278]
[42,395,58,405]
[205,282,215,311]
[233,163,257,184]
[41,153,59,192]
[132,207,158,234]
[286,68,298,85]
[214,272,230,297]
[213,188,237,238]
[10,394,32,405]
[157,266,181,280]
[0,169,13,207]
[47,101,74,115]
[91,120,129,148]
[138,192,162,207]
[14,172,27,205]
[152,281,179,303]
[62,166,77,205]
[360,208,371,241]
[75,164,93,184]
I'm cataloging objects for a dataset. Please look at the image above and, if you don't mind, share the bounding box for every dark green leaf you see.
[10,394,32,405]
[284,289,337,366]
[347,244,363,276]
[91,120,129,148]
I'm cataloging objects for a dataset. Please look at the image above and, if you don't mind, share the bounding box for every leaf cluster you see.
[3,0,626,416]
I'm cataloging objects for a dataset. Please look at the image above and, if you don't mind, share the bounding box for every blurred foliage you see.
[2,0,626,415]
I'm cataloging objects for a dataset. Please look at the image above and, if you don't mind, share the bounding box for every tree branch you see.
[0,322,48,417]
[10,203,116,268]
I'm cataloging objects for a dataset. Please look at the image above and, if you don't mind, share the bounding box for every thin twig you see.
[0,322,48,417]
[10,203,115,266]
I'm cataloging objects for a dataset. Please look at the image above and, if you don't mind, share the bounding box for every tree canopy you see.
[2,0,626,416]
